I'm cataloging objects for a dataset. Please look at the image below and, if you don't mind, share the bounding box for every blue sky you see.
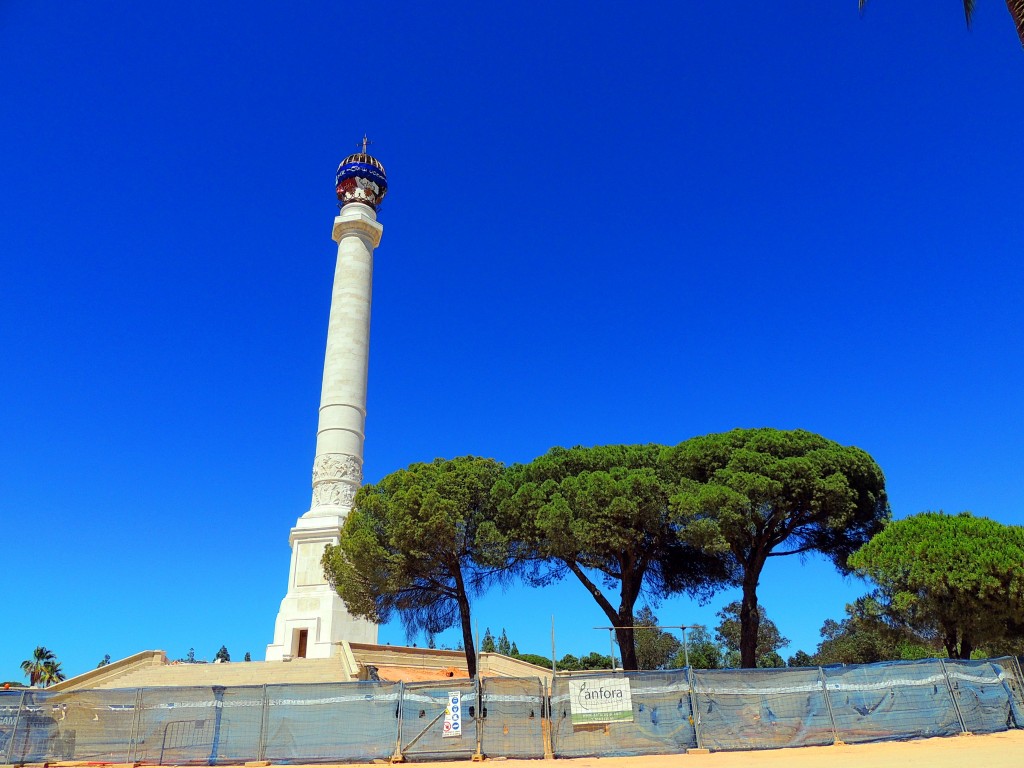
[1,1,1022,679]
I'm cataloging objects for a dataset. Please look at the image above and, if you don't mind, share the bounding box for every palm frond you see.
[859,0,1022,47]
[1008,0,1024,45]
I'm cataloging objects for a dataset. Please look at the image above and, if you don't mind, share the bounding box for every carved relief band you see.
[311,453,362,508]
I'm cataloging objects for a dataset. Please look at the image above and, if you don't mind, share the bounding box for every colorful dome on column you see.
[335,149,388,211]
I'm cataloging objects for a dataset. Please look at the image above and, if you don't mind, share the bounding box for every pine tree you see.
[244,652,252,662]
[497,629,511,655]
[215,645,230,662]
[510,641,519,656]
[481,628,496,653]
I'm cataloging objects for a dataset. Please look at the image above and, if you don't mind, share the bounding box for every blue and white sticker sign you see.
[442,690,462,738]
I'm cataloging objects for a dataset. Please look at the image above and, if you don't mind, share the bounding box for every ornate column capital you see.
[332,208,383,248]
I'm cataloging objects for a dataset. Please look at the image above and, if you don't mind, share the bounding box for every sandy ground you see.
[203,729,1022,768]
[465,731,1024,768]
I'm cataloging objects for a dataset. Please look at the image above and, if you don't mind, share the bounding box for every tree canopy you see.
[480,628,496,653]
[497,629,512,656]
[495,444,727,670]
[662,428,890,667]
[634,606,682,670]
[323,456,510,678]
[787,650,815,668]
[556,652,617,671]
[512,652,552,668]
[478,627,516,656]
[849,511,1024,658]
[715,601,789,668]
[811,596,937,665]
[670,626,723,670]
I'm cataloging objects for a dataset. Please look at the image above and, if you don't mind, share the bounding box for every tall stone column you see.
[266,147,387,661]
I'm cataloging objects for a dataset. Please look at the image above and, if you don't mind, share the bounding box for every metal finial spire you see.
[361,135,371,155]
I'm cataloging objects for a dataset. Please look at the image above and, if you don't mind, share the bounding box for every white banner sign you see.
[568,677,633,724]
[442,690,462,738]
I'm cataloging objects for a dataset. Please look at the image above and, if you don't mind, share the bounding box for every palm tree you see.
[40,661,65,687]
[1011,0,1024,43]
[860,1,1024,47]
[20,646,57,687]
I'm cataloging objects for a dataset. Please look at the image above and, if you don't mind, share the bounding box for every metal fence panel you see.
[1,690,26,764]
[3,689,59,764]
[550,671,696,758]
[2,656,1020,763]
[132,686,225,764]
[691,667,835,750]
[264,681,399,764]
[209,685,265,763]
[990,656,1024,728]
[398,679,478,761]
[480,677,545,758]
[45,687,139,762]
[824,659,961,744]
[943,659,1017,734]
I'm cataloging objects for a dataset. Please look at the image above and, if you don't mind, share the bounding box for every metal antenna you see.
[361,134,371,155]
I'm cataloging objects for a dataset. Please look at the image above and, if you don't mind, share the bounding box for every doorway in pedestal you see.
[297,629,308,658]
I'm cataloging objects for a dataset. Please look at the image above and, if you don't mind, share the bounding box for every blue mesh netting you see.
[1,660,1020,763]
[2,689,56,764]
[398,680,477,761]
[0,691,22,763]
[479,677,546,758]
[132,685,235,764]
[550,671,696,757]
[44,687,138,762]
[263,682,400,763]
[944,659,1019,734]
[823,659,962,743]
[691,666,835,750]
[990,656,1024,727]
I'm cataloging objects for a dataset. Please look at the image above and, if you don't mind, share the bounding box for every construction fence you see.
[1,657,1022,764]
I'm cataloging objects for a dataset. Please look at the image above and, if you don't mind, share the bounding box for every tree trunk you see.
[616,560,643,671]
[615,609,638,671]
[959,632,973,660]
[739,571,760,668]
[737,548,770,671]
[942,625,959,660]
[562,559,642,671]
[453,569,477,678]
[1007,0,1024,47]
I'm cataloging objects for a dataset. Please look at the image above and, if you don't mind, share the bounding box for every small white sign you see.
[442,690,462,738]
[568,677,634,724]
